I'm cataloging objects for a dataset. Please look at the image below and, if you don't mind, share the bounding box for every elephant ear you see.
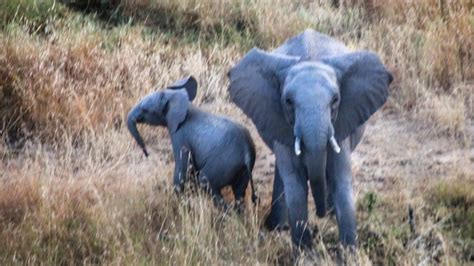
[168,75,198,101]
[165,89,189,133]
[228,48,300,148]
[324,51,393,141]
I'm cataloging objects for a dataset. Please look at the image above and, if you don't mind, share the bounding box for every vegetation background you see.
[0,0,472,264]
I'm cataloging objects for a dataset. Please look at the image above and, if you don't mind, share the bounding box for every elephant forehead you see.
[285,62,338,95]
[140,92,161,106]
[287,62,337,85]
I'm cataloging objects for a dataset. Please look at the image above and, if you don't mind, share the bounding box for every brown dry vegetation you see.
[0,0,473,264]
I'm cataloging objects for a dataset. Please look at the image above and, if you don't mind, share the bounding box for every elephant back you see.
[272,29,350,61]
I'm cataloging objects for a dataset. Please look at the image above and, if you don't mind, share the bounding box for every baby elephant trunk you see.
[305,151,327,217]
[127,108,149,157]
[295,113,333,218]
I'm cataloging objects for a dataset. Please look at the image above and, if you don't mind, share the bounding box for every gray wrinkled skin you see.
[128,76,257,206]
[228,29,393,249]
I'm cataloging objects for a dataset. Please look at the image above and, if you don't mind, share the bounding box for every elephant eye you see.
[331,97,339,109]
[285,98,293,108]
[142,108,149,114]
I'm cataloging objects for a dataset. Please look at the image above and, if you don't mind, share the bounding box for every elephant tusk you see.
[329,136,341,154]
[294,137,302,156]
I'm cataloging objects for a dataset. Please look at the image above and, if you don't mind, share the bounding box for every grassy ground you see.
[0,0,472,264]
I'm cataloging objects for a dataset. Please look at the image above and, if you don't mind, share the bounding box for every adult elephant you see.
[228,29,392,248]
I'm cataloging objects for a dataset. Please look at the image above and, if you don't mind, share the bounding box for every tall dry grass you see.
[1,0,473,264]
[2,0,472,142]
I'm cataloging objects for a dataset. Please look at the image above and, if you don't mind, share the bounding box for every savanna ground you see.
[0,0,472,264]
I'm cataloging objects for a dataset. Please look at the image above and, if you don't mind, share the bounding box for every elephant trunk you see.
[305,150,327,217]
[127,107,149,157]
[296,111,331,218]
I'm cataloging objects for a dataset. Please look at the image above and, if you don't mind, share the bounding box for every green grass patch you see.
[426,180,474,261]
[1,0,66,30]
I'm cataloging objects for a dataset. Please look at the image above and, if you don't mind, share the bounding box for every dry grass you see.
[1,0,473,264]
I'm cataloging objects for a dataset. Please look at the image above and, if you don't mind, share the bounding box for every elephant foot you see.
[264,214,290,231]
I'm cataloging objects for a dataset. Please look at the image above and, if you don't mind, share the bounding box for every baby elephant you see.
[127,76,257,206]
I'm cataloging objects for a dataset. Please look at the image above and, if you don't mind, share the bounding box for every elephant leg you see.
[327,138,357,246]
[172,146,192,193]
[211,191,227,210]
[283,171,310,249]
[197,172,227,209]
[274,142,311,249]
[265,165,289,231]
[232,168,251,214]
[232,168,250,201]
[327,125,365,215]
[210,188,227,210]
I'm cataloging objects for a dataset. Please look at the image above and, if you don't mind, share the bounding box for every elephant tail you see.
[249,171,258,205]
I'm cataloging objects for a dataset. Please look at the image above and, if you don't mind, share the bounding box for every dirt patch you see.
[244,109,473,209]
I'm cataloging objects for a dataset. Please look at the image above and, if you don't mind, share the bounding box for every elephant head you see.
[127,76,198,156]
[228,48,392,217]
